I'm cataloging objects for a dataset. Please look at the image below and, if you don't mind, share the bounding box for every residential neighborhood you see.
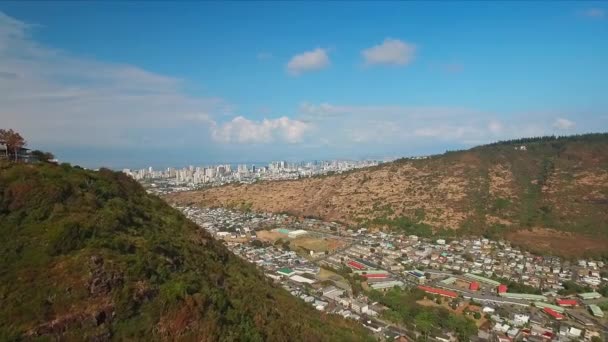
[177,206,608,341]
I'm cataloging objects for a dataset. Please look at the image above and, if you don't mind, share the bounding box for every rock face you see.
[168,135,608,255]
[88,255,123,297]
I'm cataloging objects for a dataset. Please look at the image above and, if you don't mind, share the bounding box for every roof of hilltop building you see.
[499,293,548,302]
[464,273,501,287]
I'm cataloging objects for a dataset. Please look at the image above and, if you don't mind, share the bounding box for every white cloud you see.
[581,8,605,18]
[553,118,575,130]
[286,48,329,75]
[211,116,310,144]
[0,11,238,150]
[361,38,416,66]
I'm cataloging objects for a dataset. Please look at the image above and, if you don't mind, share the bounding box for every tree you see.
[30,150,55,163]
[414,311,436,340]
[0,129,27,161]
[473,312,481,320]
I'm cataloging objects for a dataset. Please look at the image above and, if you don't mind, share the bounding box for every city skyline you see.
[1,2,607,168]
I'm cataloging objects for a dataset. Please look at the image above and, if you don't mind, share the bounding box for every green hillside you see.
[0,162,371,341]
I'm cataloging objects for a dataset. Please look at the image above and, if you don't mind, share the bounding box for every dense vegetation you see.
[0,162,371,341]
[367,288,478,341]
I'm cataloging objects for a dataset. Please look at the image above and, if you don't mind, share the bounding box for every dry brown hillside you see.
[168,134,608,256]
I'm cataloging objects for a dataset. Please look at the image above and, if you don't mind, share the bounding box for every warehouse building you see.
[555,299,578,307]
[534,302,565,313]
[464,273,501,287]
[499,292,548,302]
[370,280,404,291]
[543,307,564,320]
[588,304,604,318]
[418,285,458,299]
[577,292,602,300]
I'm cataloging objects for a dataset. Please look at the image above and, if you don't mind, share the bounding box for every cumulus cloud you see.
[361,38,416,66]
[581,8,605,18]
[286,48,330,75]
[553,118,575,130]
[211,116,310,144]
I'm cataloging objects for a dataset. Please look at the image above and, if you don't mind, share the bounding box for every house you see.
[406,270,426,284]
[567,327,582,339]
[482,306,495,313]
[513,313,529,326]
[350,300,368,314]
[0,142,30,161]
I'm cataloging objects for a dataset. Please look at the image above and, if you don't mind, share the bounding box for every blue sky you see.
[0,2,607,168]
